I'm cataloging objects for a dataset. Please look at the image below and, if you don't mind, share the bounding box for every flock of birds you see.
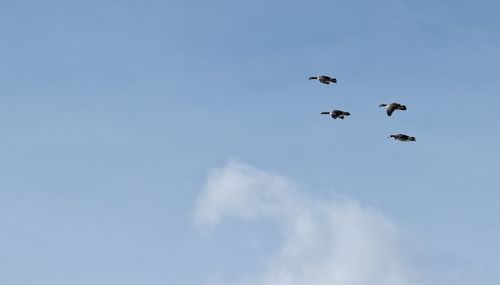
[309,75,416,142]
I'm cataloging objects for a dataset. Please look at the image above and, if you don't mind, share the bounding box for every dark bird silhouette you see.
[379,103,407,116]
[321,110,350,119]
[309,75,337,85]
[388,134,416,142]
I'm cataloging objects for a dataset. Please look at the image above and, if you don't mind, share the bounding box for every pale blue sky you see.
[1,0,499,284]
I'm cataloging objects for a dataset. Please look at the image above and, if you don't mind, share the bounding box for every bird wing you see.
[386,107,395,116]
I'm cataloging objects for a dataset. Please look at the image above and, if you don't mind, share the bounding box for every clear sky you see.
[1,0,499,284]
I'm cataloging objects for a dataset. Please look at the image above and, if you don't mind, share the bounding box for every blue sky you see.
[1,0,499,284]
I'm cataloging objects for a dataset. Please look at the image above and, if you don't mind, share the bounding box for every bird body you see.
[379,103,407,116]
[309,75,337,84]
[321,110,350,119]
[389,133,416,142]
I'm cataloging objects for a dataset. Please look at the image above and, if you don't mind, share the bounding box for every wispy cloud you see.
[195,161,426,285]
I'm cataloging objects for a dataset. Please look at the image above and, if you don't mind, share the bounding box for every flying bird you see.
[321,110,350,119]
[388,133,416,142]
[379,103,407,116]
[309,75,337,85]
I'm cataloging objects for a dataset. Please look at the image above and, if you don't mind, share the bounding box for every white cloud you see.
[195,161,426,285]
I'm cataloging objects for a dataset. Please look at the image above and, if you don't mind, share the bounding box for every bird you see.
[321,110,350,119]
[379,103,407,116]
[309,75,337,84]
[388,133,416,142]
